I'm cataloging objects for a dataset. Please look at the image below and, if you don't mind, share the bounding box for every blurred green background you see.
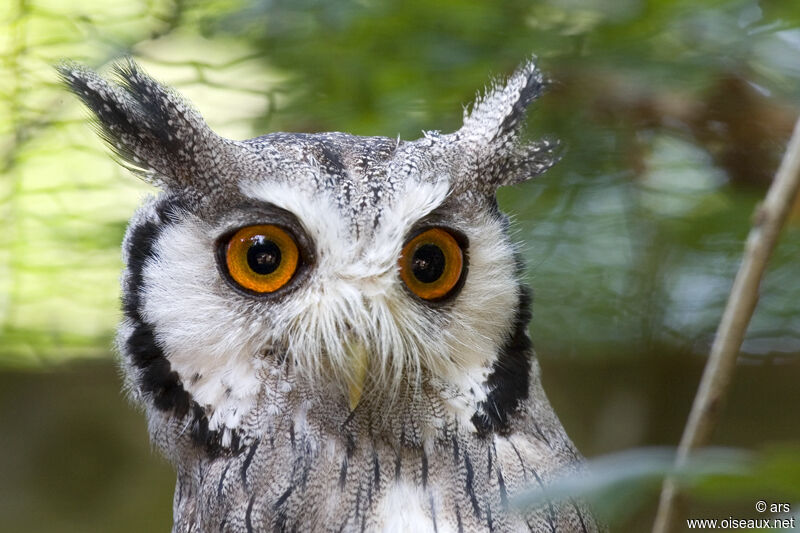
[1,0,799,531]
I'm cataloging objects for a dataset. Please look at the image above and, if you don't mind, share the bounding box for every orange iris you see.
[399,228,464,301]
[225,225,299,293]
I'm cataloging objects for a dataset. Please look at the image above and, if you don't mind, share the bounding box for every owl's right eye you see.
[224,225,300,293]
[399,227,466,302]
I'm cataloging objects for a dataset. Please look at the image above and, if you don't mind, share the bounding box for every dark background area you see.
[1,0,799,531]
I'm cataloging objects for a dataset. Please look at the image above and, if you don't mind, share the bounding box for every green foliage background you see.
[0,0,799,531]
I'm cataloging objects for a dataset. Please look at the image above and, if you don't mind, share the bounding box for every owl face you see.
[61,60,557,450]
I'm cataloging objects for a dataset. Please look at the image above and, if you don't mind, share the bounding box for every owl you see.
[60,58,601,532]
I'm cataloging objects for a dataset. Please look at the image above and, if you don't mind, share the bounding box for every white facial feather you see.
[135,168,519,437]
[140,216,263,436]
[240,176,452,397]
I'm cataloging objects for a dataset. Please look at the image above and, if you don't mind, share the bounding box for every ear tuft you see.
[505,136,561,186]
[58,59,224,189]
[461,60,546,145]
[446,59,559,193]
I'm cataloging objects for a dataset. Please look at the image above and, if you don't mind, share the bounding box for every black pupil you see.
[247,237,281,275]
[411,244,446,283]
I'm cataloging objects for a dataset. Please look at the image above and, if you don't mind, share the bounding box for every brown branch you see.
[652,115,800,533]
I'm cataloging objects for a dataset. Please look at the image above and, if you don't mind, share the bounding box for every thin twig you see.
[652,115,800,533]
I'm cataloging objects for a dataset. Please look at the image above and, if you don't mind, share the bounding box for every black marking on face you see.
[472,281,533,436]
[124,195,242,456]
[126,322,188,414]
[124,200,173,317]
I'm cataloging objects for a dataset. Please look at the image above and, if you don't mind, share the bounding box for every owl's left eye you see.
[223,225,300,293]
[399,227,466,302]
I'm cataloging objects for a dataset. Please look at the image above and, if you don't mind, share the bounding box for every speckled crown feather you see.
[58,58,558,197]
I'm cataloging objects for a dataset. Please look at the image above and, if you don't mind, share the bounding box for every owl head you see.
[60,59,557,453]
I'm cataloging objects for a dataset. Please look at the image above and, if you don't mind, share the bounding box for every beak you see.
[345,336,369,411]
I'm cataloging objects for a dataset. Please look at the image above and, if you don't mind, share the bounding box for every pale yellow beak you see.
[345,337,369,411]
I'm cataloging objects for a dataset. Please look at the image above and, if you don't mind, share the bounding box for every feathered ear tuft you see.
[447,59,560,193]
[57,59,228,190]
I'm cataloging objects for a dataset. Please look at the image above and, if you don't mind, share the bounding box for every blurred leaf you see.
[690,445,800,501]
[512,447,752,526]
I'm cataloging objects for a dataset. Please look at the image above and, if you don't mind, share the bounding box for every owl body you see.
[62,60,601,532]
[165,367,590,532]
